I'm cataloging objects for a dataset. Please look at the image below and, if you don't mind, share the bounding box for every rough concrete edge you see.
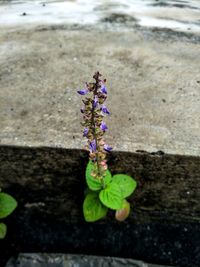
[1,143,200,159]
[5,253,173,267]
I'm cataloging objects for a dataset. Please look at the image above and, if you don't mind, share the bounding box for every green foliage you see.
[99,182,123,210]
[112,174,137,198]
[86,161,102,191]
[86,161,112,191]
[0,193,17,219]
[0,192,17,239]
[0,223,7,239]
[83,161,137,222]
[83,192,108,222]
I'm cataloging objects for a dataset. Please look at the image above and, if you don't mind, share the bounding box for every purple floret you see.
[93,95,98,108]
[83,128,89,137]
[101,85,107,94]
[104,144,112,152]
[100,121,108,131]
[80,107,85,113]
[89,140,97,152]
[77,89,88,95]
[101,105,110,115]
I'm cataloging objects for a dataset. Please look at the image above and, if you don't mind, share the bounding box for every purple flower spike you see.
[89,140,97,152]
[101,85,107,94]
[93,95,98,108]
[77,89,89,95]
[104,144,112,152]
[83,128,89,137]
[101,105,110,115]
[100,121,108,131]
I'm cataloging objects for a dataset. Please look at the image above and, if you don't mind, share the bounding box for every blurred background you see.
[0,0,200,32]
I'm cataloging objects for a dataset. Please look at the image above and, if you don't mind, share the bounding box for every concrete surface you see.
[5,253,173,267]
[0,24,200,156]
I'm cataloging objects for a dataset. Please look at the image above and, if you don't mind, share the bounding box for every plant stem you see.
[91,73,103,180]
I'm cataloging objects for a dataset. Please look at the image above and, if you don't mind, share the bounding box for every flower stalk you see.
[78,71,112,182]
[79,72,137,223]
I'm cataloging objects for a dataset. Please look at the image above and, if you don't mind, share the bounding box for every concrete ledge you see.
[1,28,200,156]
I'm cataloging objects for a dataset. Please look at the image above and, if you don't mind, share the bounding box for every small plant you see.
[77,71,137,222]
[0,189,17,239]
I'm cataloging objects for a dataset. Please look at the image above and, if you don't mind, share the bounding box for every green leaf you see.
[86,161,102,191]
[86,161,112,191]
[0,193,17,219]
[83,192,108,222]
[112,174,137,198]
[99,182,123,210]
[115,199,131,221]
[104,170,112,185]
[0,223,7,239]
